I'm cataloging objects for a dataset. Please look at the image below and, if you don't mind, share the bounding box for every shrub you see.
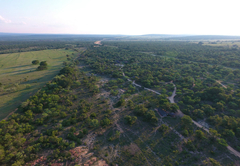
[100,118,111,127]
[182,129,189,137]
[90,113,97,118]
[32,60,39,65]
[25,84,31,89]
[158,124,169,132]
[37,61,48,70]
[124,115,137,125]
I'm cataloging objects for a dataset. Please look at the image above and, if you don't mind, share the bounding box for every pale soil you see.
[94,41,102,45]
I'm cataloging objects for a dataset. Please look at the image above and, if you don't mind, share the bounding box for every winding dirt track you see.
[121,70,240,158]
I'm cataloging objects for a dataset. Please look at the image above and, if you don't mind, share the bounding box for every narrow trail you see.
[216,80,227,89]
[121,70,240,158]
[165,82,240,158]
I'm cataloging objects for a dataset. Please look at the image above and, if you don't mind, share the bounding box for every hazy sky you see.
[0,0,239,35]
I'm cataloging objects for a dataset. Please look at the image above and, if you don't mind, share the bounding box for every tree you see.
[201,104,215,116]
[134,104,147,116]
[217,138,228,147]
[83,129,88,135]
[169,103,179,113]
[40,61,47,66]
[203,158,222,166]
[117,97,125,107]
[59,66,74,75]
[158,124,169,132]
[181,115,192,129]
[192,109,205,119]
[209,128,221,141]
[124,115,137,125]
[89,119,99,128]
[0,145,5,161]
[223,129,235,138]
[37,61,48,70]
[100,118,111,127]
[144,110,158,123]
[90,113,97,118]
[32,60,39,65]
[216,102,224,111]
[195,130,204,139]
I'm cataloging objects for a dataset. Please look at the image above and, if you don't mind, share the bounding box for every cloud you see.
[0,15,12,23]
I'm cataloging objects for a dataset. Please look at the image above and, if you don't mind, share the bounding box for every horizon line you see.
[1,32,240,37]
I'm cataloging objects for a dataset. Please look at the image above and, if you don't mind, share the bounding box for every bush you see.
[90,113,97,118]
[100,118,111,127]
[182,129,189,137]
[32,60,39,65]
[217,138,228,147]
[40,61,47,67]
[158,124,169,132]
[195,130,204,139]
[124,115,137,125]
[59,66,74,75]
[25,84,31,89]
[37,61,48,70]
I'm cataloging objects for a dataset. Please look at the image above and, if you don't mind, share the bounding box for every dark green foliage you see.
[32,60,39,65]
[195,130,205,139]
[181,115,193,129]
[100,118,111,127]
[83,129,88,135]
[37,61,48,70]
[158,124,169,132]
[59,66,74,75]
[90,113,97,118]
[124,115,137,125]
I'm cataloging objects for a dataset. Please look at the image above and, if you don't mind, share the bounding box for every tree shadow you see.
[0,70,60,120]
[4,64,32,69]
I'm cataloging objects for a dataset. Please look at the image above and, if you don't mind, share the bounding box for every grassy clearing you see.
[0,49,76,120]
[203,41,240,48]
[190,41,240,48]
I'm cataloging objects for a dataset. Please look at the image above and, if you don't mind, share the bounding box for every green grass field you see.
[0,49,76,120]
[191,41,240,48]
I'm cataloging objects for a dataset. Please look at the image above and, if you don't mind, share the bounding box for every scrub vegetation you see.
[1,38,240,166]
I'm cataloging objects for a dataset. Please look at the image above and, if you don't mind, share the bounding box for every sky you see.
[0,0,239,35]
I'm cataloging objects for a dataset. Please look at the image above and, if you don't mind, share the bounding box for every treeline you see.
[0,41,92,54]
[103,41,240,68]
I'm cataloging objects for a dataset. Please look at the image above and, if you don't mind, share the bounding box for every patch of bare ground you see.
[123,143,141,156]
[94,41,102,45]
[122,129,153,166]
[69,146,109,166]
[99,144,120,163]
[83,132,97,150]
[27,146,110,166]
[123,125,161,163]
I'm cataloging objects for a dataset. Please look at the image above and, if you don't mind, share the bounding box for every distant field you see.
[191,41,240,48]
[203,41,240,48]
[0,49,76,120]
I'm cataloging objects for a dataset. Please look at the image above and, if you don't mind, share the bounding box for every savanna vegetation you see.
[1,39,240,165]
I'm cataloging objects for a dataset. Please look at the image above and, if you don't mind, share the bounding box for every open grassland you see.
[203,41,240,47]
[0,49,76,120]
[191,41,240,48]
